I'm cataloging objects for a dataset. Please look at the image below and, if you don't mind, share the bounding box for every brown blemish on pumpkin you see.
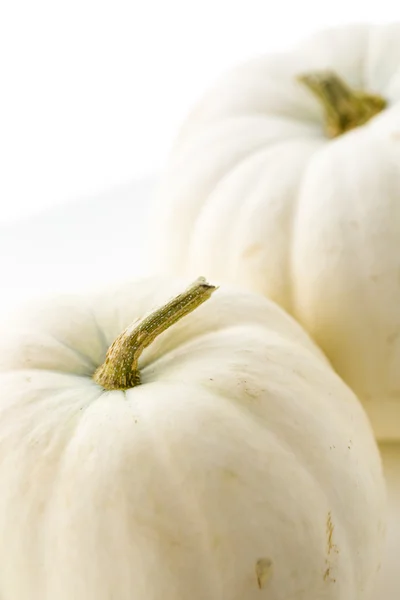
[222,468,238,481]
[236,378,262,402]
[212,536,221,549]
[323,566,336,583]
[387,329,400,345]
[255,558,273,589]
[327,512,334,552]
[242,243,263,260]
[326,512,338,554]
[324,512,338,583]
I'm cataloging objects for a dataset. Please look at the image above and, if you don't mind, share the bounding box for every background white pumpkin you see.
[376,443,400,597]
[0,277,386,600]
[149,23,400,442]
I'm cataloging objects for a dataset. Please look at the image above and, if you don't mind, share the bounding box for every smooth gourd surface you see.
[150,23,400,441]
[0,278,386,600]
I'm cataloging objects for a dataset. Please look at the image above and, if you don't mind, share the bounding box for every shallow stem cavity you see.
[298,70,386,138]
[93,277,217,391]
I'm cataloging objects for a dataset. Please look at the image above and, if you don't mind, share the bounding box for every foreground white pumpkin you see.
[150,23,400,441]
[0,277,385,599]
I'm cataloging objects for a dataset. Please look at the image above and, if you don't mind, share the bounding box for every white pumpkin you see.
[149,23,400,442]
[0,277,385,600]
[374,443,400,599]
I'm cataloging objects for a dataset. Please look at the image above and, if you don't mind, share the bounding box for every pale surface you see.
[374,444,400,599]
[0,277,386,599]
[0,178,399,598]
[149,23,400,442]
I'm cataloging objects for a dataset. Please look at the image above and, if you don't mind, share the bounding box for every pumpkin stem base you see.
[93,277,217,391]
[298,71,386,138]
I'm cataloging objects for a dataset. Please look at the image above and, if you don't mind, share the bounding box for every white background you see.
[1,0,399,224]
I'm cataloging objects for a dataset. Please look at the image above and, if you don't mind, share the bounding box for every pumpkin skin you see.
[149,23,400,441]
[0,278,385,600]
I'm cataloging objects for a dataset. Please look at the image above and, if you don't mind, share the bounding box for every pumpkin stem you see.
[93,277,218,391]
[298,70,386,138]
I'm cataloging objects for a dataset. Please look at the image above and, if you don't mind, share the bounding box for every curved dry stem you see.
[93,277,218,390]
